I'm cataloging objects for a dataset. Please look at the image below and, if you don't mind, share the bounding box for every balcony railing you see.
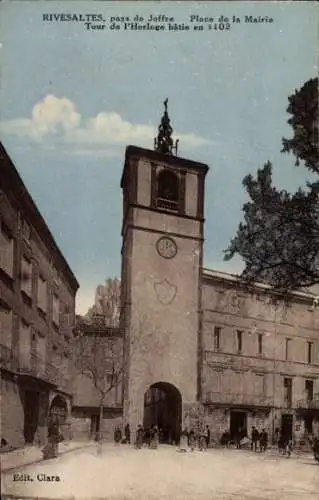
[0,344,18,372]
[296,398,319,410]
[0,350,65,386]
[204,391,272,407]
[156,197,178,211]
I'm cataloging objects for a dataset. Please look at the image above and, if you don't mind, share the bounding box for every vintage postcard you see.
[0,1,318,499]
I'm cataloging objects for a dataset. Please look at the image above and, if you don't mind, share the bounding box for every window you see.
[283,378,292,408]
[0,222,14,278]
[258,334,263,355]
[214,326,221,350]
[285,338,291,361]
[305,380,314,401]
[254,374,265,397]
[156,169,179,210]
[236,330,243,353]
[20,256,32,297]
[0,307,13,348]
[60,303,73,327]
[52,293,59,326]
[307,342,313,364]
[37,275,47,313]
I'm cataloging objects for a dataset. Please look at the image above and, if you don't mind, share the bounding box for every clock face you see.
[156,237,177,259]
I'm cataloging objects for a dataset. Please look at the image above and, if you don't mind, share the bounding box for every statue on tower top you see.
[154,98,179,156]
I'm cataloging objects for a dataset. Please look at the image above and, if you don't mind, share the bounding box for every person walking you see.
[179,429,188,452]
[44,415,59,459]
[259,429,268,453]
[205,425,211,449]
[199,428,208,452]
[251,426,259,452]
[278,433,285,455]
[188,429,196,451]
[135,424,144,449]
[285,438,293,458]
[150,425,159,449]
[114,426,122,444]
[124,423,130,444]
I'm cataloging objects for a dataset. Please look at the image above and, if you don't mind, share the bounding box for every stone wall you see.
[0,374,24,448]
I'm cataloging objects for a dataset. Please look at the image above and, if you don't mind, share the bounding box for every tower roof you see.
[154,98,179,156]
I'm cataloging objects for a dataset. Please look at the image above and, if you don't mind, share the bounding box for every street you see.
[2,444,318,500]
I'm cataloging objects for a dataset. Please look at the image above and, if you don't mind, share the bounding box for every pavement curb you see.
[1,442,96,474]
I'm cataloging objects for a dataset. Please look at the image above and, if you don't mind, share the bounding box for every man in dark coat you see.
[124,423,130,444]
[205,425,211,448]
[43,415,59,459]
[251,426,259,452]
[259,429,268,452]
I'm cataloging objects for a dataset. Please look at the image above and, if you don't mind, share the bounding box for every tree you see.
[225,77,319,292]
[73,275,155,452]
[73,316,123,453]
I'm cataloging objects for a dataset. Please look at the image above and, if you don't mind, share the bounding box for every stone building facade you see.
[0,143,79,447]
[120,141,319,446]
[202,270,319,445]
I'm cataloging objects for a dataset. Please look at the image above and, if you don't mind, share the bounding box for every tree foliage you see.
[85,277,120,327]
[225,77,319,291]
[281,77,318,174]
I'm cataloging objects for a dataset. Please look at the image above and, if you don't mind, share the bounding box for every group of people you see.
[135,424,160,449]
[251,427,269,452]
[113,423,131,444]
[114,424,161,449]
[220,426,268,452]
[179,426,211,452]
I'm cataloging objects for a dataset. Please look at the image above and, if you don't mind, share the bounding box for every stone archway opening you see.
[143,382,182,445]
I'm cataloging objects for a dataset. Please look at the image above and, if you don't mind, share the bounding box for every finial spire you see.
[154,98,179,156]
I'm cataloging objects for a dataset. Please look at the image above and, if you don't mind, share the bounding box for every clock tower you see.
[120,100,209,440]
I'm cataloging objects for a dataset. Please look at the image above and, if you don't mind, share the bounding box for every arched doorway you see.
[143,382,182,444]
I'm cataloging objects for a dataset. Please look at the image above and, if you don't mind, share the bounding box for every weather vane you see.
[154,98,179,156]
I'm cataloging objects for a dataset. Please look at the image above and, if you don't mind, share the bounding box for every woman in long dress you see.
[135,425,144,449]
[188,429,196,451]
[179,429,188,452]
[199,428,207,451]
[150,425,159,449]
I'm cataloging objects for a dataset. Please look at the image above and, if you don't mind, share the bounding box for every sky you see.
[0,1,317,314]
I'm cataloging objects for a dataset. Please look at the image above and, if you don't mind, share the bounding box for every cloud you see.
[0,95,81,141]
[0,94,211,153]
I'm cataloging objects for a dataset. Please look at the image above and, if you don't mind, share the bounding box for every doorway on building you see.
[281,414,293,441]
[230,410,247,441]
[304,414,313,435]
[24,391,40,444]
[143,382,182,444]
